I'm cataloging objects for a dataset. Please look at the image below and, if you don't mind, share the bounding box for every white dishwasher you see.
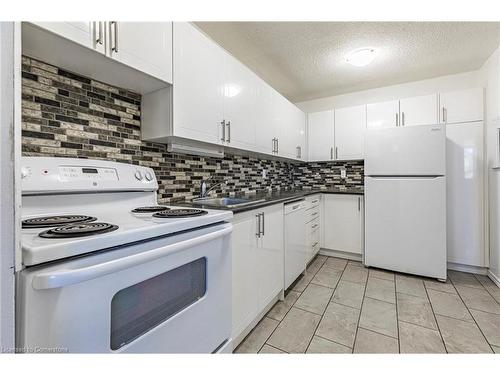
[284,199,307,289]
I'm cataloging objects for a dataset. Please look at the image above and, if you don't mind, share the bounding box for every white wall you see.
[479,46,500,284]
[296,70,482,112]
[0,22,16,351]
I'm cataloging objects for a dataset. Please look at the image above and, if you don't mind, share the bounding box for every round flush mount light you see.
[345,48,377,67]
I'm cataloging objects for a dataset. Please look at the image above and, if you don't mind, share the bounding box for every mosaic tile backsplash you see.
[21,56,364,203]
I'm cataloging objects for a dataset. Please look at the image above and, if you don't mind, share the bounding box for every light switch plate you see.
[340,168,347,179]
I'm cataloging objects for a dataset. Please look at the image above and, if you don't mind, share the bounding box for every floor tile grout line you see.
[301,257,337,353]
[448,276,495,353]
[473,274,500,305]
[394,274,401,353]
[305,261,349,353]
[258,255,326,353]
[351,266,369,354]
[355,326,399,341]
[314,332,354,351]
[264,254,327,353]
[423,283,448,353]
[260,342,289,354]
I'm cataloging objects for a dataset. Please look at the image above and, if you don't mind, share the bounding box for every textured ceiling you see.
[194,22,500,102]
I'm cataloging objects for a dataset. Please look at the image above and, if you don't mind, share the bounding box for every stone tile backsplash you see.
[21,56,364,203]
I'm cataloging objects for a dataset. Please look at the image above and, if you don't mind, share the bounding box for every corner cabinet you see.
[231,204,284,348]
[322,194,364,255]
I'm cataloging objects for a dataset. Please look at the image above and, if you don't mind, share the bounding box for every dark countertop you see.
[178,188,364,214]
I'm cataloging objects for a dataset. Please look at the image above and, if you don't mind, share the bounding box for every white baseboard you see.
[319,248,363,262]
[488,270,500,288]
[447,262,489,275]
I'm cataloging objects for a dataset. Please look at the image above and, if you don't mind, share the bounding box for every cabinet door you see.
[231,213,259,340]
[173,23,225,144]
[366,100,399,129]
[439,88,483,124]
[335,105,366,160]
[223,54,257,150]
[108,22,172,83]
[399,94,438,127]
[323,195,363,254]
[307,110,334,161]
[255,82,278,155]
[258,206,284,309]
[446,122,485,266]
[294,107,307,160]
[31,22,105,53]
[275,95,294,158]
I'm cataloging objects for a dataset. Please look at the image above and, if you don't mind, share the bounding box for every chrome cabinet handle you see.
[396,113,399,127]
[226,121,231,143]
[296,146,301,158]
[330,147,333,160]
[220,120,226,142]
[260,213,265,236]
[96,21,103,45]
[402,112,405,126]
[110,21,118,52]
[358,197,361,211]
[255,214,261,238]
[442,107,447,123]
[276,138,279,153]
[335,146,338,159]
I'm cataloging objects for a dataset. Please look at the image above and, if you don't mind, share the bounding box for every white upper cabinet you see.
[334,105,366,160]
[30,22,102,52]
[278,98,306,160]
[255,82,279,155]
[31,22,172,83]
[399,94,438,127]
[107,22,172,83]
[307,110,335,161]
[439,88,484,124]
[366,100,400,128]
[173,22,225,144]
[222,53,258,150]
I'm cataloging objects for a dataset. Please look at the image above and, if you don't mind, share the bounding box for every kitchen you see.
[1,2,500,370]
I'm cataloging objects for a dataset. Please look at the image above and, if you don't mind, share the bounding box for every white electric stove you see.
[17,157,233,353]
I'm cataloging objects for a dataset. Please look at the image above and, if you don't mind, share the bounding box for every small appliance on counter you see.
[17,157,233,353]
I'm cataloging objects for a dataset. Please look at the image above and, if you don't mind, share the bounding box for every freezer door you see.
[365,124,446,176]
[364,176,446,280]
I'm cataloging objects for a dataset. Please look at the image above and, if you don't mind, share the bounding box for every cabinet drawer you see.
[310,228,320,248]
[308,217,320,233]
[306,208,320,223]
[305,195,321,210]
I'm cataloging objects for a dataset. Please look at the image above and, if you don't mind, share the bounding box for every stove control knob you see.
[134,170,143,181]
[145,171,153,181]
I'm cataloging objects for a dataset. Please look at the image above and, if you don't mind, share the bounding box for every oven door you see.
[17,223,232,353]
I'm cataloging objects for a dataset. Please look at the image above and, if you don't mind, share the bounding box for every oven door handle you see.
[31,224,233,290]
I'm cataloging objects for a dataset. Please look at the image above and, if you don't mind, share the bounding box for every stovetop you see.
[21,203,232,267]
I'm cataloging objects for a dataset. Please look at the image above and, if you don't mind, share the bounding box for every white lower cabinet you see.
[322,194,364,255]
[231,204,284,347]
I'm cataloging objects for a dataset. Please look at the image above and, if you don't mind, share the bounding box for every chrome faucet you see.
[200,176,226,198]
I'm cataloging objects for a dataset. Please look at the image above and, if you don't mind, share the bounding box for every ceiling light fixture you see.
[346,48,377,67]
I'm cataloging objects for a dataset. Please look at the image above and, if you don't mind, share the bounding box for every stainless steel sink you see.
[191,197,265,208]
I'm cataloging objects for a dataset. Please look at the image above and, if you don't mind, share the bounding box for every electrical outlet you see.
[340,168,347,179]
[262,169,267,179]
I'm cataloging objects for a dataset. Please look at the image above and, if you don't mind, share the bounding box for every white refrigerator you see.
[364,124,447,280]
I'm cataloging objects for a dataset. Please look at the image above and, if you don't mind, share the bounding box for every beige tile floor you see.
[234,255,500,354]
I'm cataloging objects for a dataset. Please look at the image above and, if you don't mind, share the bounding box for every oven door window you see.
[110,257,207,350]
